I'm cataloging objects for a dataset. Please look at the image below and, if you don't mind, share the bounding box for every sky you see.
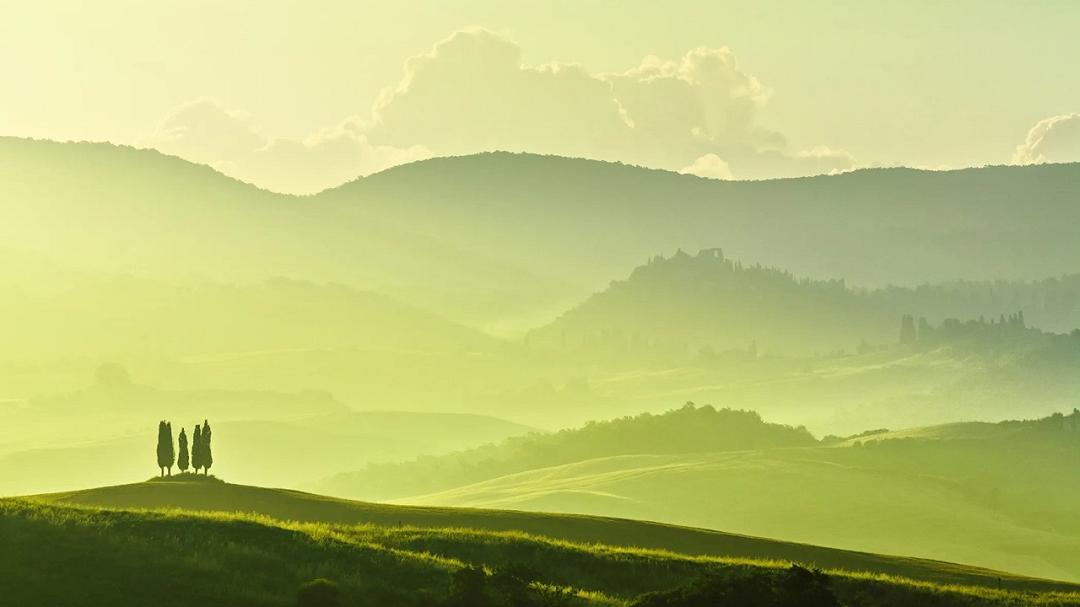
[2,0,1079,193]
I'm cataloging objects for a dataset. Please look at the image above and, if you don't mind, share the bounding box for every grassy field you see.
[33,478,1080,595]
[5,480,1080,606]
[316,408,1080,583]
[394,446,1080,583]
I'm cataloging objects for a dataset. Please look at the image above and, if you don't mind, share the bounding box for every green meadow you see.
[7,477,1080,606]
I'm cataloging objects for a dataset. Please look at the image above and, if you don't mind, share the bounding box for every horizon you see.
[9,135,1080,198]
[5,2,1080,194]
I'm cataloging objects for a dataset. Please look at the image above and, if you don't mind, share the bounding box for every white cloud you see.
[368,28,853,179]
[793,146,858,175]
[368,28,632,160]
[142,100,431,195]
[144,98,266,174]
[1013,113,1080,165]
[142,29,855,191]
[680,154,734,180]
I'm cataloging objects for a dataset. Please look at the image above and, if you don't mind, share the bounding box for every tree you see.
[155,421,175,477]
[177,428,189,473]
[899,314,917,345]
[191,424,203,474]
[165,422,175,475]
[202,419,213,475]
[297,579,339,607]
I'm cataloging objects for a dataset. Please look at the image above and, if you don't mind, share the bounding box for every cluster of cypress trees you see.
[155,419,213,477]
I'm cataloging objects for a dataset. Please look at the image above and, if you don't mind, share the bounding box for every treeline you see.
[323,403,817,501]
[872,275,1080,334]
[155,419,213,477]
[531,248,891,358]
[529,249,1080,360]
[899,310,1031,346]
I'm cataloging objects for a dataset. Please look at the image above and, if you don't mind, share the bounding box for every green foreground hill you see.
[34,479,1073,592]
[9,477,1079,607]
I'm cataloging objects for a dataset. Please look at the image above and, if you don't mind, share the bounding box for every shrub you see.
[297,578,339,607]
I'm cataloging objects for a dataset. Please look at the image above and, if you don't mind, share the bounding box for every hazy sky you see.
[3,0,1079,192]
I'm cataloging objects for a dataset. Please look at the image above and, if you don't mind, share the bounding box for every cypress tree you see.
[177,428,189,473]
[202,419,213,475]
[155,421,171,477]
[164,421,175,476]
[192,424,203,474]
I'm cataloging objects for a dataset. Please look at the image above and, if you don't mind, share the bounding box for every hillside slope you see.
[320,408,1080,582]
[327,153,1080,293]
[528,249,1080,355]
[0,138,570,329]
[8,494,1080,607]
[34,479,1080,595]
[318,405,816,500]
[7,138,1080,330]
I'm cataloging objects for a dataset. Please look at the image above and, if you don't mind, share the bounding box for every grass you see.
[30,479,1080,595]
[4,492,1080,607]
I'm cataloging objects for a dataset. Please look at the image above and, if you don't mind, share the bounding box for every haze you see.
[3,4,1080,607]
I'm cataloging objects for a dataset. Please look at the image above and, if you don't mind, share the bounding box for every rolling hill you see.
[0,138,573,331]
[528,248,1080,356]
[323,153,1080,318]
[317,405,816,501]
[29,478,1080,598]
[318,406,1080,583]
[7,138,1080,332]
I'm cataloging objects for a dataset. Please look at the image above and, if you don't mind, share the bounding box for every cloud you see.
[1013,113,1080,165]
[142,99,431,195]
[144,98,266,173]
[680,154,734,180]
[789,146,858,176]
[368,28,853,179]
[143,29,854,190]
[368,28,632,160]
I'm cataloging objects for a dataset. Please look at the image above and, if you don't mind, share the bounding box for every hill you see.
[8,138,1080,331]
[317,405,816,501]
[7,498,1078,607]
[319,407,1080,582]
[0,138,571,331]
[29,478,1080,598]
[528,249,1080,356]
[326,153,1080,316]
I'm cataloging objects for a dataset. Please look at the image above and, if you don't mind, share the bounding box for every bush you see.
[632,565,839,607]
[297,578,339,607]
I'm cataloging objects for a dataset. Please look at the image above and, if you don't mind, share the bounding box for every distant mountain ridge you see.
[6,137,1080,331]
[327,151,1080,290]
